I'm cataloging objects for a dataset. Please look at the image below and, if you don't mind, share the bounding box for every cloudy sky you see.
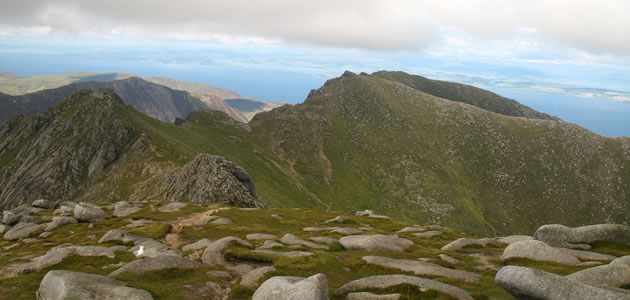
[0,0,629,104]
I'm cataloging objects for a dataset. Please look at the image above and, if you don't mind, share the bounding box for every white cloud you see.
[0,0,628,55]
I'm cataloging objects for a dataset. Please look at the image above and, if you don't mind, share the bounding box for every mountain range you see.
[0,71,628,237]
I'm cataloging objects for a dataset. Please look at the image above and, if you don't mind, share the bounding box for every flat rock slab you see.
[32,199,58,209]
[303,226,339,232]
[280,233,328,249]
[363,256,480,282]
[534,224,630,249]
[202,236,252,265]
[397,227,427,233]
[501,240,583,265]
[347,292,401,300]
[567,255,630,288]
[257,240,284,250]
[339,234,414,252]
[52,216,78,225]
[211,218,232,225]
[74,203,108,223]
[496,266,630,300]
[109,255,201,276]
[414,231,442,238]
[253,273,328,300]
[330,227,362,235]
[98,229,150,245]
[441,237,499,251]
[37,270,153,300]
[3,223,45,241]
[182,238,213,252]
[334,274,473,300]
[253,250,313,258]
[241,266,276,288]
[325,216,349,223]
[439,254,461,265]
[497,235,533,245]
[247,233,277,241]
[19,244,117,273]
[309,236,338,244]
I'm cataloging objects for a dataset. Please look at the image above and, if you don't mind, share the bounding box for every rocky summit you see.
[1,200,629,299]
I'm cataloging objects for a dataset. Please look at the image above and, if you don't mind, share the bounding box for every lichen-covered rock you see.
[534,224,630,249]
[495,266,630,300]
[153,154,257,207]
[74,203,108,223]
[37,270,153,300]
[253,273,328,300]
[339,235,414,252]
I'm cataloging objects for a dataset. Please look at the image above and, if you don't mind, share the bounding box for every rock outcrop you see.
[339,235,414,252]
[153,154,257,207]
[362,256,481,282]
[334,275,473,300]
[534,224,630,250]
[36,270,153,300]
[252,273,329,300]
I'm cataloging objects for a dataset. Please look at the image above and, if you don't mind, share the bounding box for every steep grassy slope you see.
[0,72,133,95]
[373,71,558,120]
[1,71,628,236]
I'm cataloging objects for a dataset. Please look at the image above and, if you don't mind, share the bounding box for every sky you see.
[0,1,629,135]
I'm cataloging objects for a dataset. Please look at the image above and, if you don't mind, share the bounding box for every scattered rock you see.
[112,201,142,217]
[182,238,213,252]
[109,255,201,276]
[414,231,442,238]
[19,244,117,273]
[241,266,276,288]
[441,238,499,251]
[39,231,52,239]
[253,273,328,300]
[495,266,630,300]
[253,250,313,258]
[270,214,282,220]
[497,235,533,245]
[439,254,461,265]
[330,227,362,235]
[3,243,19,250]
[0,224,11,234]
[32,199,58,209]
[363,256,480,282]
[54,205,75,216]
[194,215,220,226]
[257,240,283,250]
[397,226,426,233]
[247,233,277,241]
[566,256,630,288]
[280,233,329,249]
[309,237,338,244]
[534,224,630,250]
[201,236,252,265]
[98,229,149,245]
[325,216,348,223]
[37,270,153,300]
[346,292,401,300]
[228,264,256,277]
[52,216,78,225]
[129,240,180,258]
[355,210,391,220]
[501,240,582,265]
[2,211,20,225]
[158,202,187,212]
[126,219,153,228]
[19,215,46,224]
[211,218,232,225]
[566,248,616,261]
[3,223,45,241]
[334,275,473,300]
[74,203,108,223]
[339,235,414,252]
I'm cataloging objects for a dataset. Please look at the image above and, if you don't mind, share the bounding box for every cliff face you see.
[0,90,145,207]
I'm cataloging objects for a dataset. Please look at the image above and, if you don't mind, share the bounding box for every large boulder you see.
[362,256,480,282]
[112,201,142,217]
[36,270,153,300]
[566,256,630,288]
[74,203,108,223]
[19,244,117,273]
[339,235,414,252]
[201,236,252,265]
[334,275,473,300]
[534,224,630,250]
[152,154,257,207]
[241,266,276,288]
[500,240,581,265]
[2,211,20,225]
[3,223,45,241]
[495,266,630,300]
[32,199,58,209]
[252,273,328,300]
[109,256,201,276]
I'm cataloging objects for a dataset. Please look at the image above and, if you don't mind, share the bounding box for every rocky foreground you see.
[1,200,630,299]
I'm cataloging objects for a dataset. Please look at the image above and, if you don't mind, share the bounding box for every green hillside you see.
[1,71,629,237]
